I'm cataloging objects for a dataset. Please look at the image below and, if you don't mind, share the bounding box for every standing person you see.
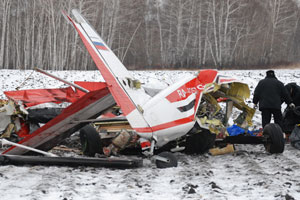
[253,70,294,129]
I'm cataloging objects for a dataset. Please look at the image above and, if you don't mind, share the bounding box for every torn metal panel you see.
[221,82,250,101]
[0,100,28,140]
[4,87,80,107]
[197,81,255,136]
[2,88,116,155]
[4,81,107,108]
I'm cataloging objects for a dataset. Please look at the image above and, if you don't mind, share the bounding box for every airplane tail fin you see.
[62,10,151,130]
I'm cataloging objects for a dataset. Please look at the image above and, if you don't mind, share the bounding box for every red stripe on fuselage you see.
[166,70,218,103]
[166,77,199,103]
[134,114,194,133]
[72,21,136,115]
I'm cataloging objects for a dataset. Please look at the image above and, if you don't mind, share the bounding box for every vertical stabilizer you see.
[63,10,151,131]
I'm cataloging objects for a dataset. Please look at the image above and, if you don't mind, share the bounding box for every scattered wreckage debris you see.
[63,9,286,168]
[0,139,142,168]
[0,122,142,168]
[209,144,235,156]
[0,154,143,168]
[0,9,290,169]
[2,87,115,155]
[1,69,144,168]
[0,99,29,142]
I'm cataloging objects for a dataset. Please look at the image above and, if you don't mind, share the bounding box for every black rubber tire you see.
[79,125,102,157]
[155,152,178,168]
[263,123,285,153]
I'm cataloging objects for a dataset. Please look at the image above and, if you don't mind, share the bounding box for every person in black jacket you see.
[282,82,300,133]
[253,70,294,129]
[285,82,300,107]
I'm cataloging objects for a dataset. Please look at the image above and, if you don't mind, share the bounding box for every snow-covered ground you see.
[0,69,300,200]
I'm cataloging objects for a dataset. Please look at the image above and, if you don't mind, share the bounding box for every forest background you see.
[1,0,300,70]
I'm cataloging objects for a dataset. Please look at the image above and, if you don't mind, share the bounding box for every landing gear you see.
[263,123,285,153]
[155,152,178,168]
[144,139,178,168]
[79,125,102,156]
[214,123,285,154]
[79,126,179,168]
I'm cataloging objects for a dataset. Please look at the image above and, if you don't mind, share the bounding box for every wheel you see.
[155,151,178,168]
[263,123,285,153]
[79,125,102,156]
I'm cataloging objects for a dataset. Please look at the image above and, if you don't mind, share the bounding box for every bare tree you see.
[0,0,11,68]
[0,0,299,70]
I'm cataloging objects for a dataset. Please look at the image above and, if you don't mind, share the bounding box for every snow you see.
[1,69,300,200]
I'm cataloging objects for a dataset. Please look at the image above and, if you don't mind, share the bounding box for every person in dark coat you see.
[253,70,294,129]
[285,82,300,107]
[282,82,300,133]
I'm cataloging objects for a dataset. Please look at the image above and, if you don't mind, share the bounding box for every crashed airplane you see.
[0,10,285,168]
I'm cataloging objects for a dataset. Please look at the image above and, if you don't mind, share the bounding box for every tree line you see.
[0,0,300,70]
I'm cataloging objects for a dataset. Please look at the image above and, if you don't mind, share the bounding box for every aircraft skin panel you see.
[64,11,151,131]
[142,96,195,126]
[140,70,218,128]
[140,75,196,127]
[137,121,195,147]
[126,109,151,128]
[169,92,196,108]
[153,122,195,147]
[71,10,131,79]
[71,21,135,115]
[134,114,194,133]
[80,23,131,79]
[142,75,195,110]
[71,10,150,108]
